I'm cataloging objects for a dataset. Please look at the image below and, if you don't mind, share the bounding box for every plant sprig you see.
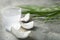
[18,5,60,21]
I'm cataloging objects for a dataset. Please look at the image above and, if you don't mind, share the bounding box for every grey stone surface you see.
[0,0,60,9]
[1,18,60,40]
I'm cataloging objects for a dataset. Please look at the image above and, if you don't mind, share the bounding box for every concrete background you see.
[0,0,60,40]
[0,0,60,8]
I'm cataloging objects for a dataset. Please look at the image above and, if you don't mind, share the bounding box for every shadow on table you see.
[28,26,39,31]
[18,37,36,40]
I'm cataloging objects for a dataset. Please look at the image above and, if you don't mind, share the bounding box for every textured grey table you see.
[1,17,60,40]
